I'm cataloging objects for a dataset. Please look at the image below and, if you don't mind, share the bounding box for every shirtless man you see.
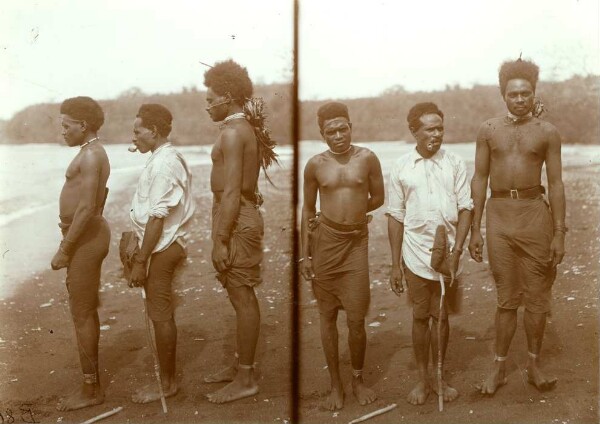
[469,58,566,394]
[51,96,111,411]
[129,104,194,404]
[301,101,384,410]
[203,60,264,403]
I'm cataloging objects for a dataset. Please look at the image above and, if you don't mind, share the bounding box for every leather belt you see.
[490,185,545,199]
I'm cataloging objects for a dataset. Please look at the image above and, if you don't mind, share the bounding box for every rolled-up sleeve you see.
[455,158,474,211]
[387,162,406,222]
[148,173,184,218]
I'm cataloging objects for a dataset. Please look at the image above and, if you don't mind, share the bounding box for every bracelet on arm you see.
[298,256,312,264]
[553,226,568,234]
[59,238,76,256]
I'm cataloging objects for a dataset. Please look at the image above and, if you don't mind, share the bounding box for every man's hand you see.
[390,265,405,296]
[550,233,565,268]
[212,240,230,273]
[468,230,484,262]
[51,249,70,270]
[130,262,147,287]
[448,249,462,287]
[300,258,315,281]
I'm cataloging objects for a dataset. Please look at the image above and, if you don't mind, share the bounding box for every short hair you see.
[136,104,173,137]
[407,102,444,132]
[498,59,539,96]
[60,96,104,132]
[203,59,253,106]
[317,101,350,130]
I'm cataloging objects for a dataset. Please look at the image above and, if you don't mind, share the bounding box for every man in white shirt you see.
[129,103,195,404]
[387,102,473,405]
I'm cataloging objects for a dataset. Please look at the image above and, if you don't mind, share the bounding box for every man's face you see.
[504,78,534,116]
[132,117,156,154]
[205,87,230,122]
[61,115,86,147]
[413,113,444,155]
[321,117,352,153]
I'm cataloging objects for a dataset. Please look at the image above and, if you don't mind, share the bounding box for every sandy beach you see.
[0,145,598,424]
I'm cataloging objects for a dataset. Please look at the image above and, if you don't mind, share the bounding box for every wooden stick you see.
[437,273,446,412]
[80,406,123,424]
[347,403,397,424]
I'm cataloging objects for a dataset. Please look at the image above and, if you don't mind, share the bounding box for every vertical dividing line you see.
[291,0,300,422]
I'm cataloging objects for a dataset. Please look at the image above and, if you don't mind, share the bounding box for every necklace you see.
[223,112,246,124]
[329,145,353,155]
[506,112,532,124]
[80,136,99,149]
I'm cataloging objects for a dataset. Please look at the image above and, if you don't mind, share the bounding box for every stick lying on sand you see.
[80,406,123,424]
[347,403,397,424]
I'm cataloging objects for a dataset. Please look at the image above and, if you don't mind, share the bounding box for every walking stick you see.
[437,273,445,412]
[141,288,168,413]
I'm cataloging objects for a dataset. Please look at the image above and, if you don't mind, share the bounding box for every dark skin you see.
[128,119,179,404]
[301,116,384,410]
[469,78,565,394]
[387,113,472,405]
[52,114,109,412]
[204,87,261,404]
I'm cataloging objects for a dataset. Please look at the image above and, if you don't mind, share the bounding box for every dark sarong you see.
[212,198,264,288]
[309,214,370,321]
[486,197,556,313]
[59,215,110,318]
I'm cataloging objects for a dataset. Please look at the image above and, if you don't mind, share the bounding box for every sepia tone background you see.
[1,0,599,423]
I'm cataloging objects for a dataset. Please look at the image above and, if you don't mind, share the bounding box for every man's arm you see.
[300,159,319,281]
[213,130,243,272]
[386,162,406,296]
[545,125,566,267]
[468,123,491,262]
[130,217,164,287]
[367,151,385,212]
[51,151,100,269]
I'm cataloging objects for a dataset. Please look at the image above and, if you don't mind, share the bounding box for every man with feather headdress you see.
[203,59,277,403]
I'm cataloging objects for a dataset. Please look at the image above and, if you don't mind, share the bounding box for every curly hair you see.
[137,104,173,137]
[203,59,253,106]
[60,96,104,132]
[407,102,444,132]
[317,101,350,130]
[498,59,539,96]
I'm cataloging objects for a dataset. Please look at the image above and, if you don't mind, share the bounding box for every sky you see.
[1,0,598,120]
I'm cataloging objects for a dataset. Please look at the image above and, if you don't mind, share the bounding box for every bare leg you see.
[431,316,458,402]
[57,311,105,411]
[207,286,260,404]
[315,309,344,410]
[347,317,376,406]
[132,317,179,403]
[204,353,239,383]
[524,310,557,391]
[407,316,431,405]
[480,307,516,395]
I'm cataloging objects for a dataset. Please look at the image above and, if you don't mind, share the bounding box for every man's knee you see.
[346,316,366,336]
[228,285,258,310]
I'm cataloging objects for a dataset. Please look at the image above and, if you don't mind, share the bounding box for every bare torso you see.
[310,146,376,224]
[210,119,259,198]
[483,116,554,190]
[59,144,110,218]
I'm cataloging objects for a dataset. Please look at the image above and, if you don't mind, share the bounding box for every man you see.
[203,60,265,404]
[469,58,565,394]
[301,101,384,411]
[129,103,195,403]
[387,102,473,405]
[51,96,111,411]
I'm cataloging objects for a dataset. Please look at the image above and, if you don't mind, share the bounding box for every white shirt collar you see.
[146,142,172,167]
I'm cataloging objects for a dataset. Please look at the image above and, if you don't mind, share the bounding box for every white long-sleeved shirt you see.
[130,142,195,254]
[387,147,473,280]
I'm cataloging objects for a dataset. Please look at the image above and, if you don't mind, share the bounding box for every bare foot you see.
[526,364,557,391]
[352,377,377,406]
[407,380,431,405]
[320,385,344,411]
[478,366,507,395]
[206,372,259,404]
[204,365,237,383]
[432,379,459,402]
[56,383,104,411]
[131,381,178,404]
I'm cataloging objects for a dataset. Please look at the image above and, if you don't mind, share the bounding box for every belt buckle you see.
[510,189,519,199]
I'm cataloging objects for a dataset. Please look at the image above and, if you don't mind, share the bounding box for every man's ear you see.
[80,120,88,132]
[348,122,353,130]
[152,125,159,138]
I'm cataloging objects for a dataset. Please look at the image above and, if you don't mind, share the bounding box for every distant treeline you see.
[4,75,599,145]
[301,75,600,144]
[4,84,293,145]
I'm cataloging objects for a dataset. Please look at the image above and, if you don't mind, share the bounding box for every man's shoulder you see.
[391,150,414,169]
[80,144,109,166]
